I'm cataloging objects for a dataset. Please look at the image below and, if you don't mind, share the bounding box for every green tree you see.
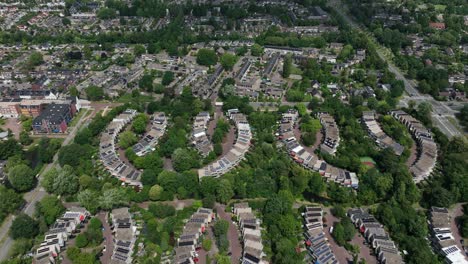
[75,234,88,248]
[282,55,292,78]
[220,53,238,71]
[52,165,80,196]
[0,186,23,222]
[196,49,218,66]
[77,189,100,214]
[85,86,104,101]
[149,185,163,201]
[10,214,38,239]
[8,164,35,192]
[161,71,174,86]
[26,52,43,69]
[139,74,154,92]
[202,238,212,251]
[99,188,128,210]
[19,131,32,146]
[250,44,264,56]
[216,179,233,204]
[119,131,138,149]
[171,148,199,172]
[133,45,146,57]
[36,195,65,226]
[132,114,149,134]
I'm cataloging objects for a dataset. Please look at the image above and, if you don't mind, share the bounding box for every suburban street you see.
[0,106,93,261]
[328,0,464,139]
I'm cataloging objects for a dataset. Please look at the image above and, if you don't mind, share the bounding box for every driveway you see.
[450,204,468,261]
[323,208,377,264]
[98,212,114,264]
[215,204,242,263]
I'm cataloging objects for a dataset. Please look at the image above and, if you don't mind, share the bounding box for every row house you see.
[233,203,266,264]
[277,110,358,189]
[361,111,404,156]
[198,109,252,178]
[191,112,213,157]
[174,208,214,264]
[317,113,340,156]
[110,208,138,264]
[428,207,468,264]
[33,207,90,264]
[302,206,338,264]
[391,110,437,183]
[99,109,142,188]
[348,208,404,264]
[132,112,167,156]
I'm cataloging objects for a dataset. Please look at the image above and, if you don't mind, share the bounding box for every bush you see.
[202,239,212,251]
[75,234,88,248]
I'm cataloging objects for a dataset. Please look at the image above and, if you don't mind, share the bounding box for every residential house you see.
[391,110,437,183]
[347,208,404,264]
[428,207,468,264]
[198,109,252,178]
[317,113,339,155]
[110,208,138,264]
[302,206,338,264]
[132,112,167,156]
[361,111,404,156]
[233,203,266,264]
[174,208,214,264]
[191,112,213,157]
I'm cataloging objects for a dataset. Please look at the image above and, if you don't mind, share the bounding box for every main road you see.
[0,107,93,261]
[328,0,463,138]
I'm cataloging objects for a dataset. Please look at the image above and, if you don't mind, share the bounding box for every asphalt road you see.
[0,107,92,261]
[329,0,463,139]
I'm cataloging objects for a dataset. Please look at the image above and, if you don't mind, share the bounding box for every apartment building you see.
[278,110,358,189]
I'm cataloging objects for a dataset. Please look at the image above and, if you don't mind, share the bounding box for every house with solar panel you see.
[174,208,214,264]
[233,203,267,264]
[33,207,90,264]
[132,112,167,156]
[302,206,338,264]
[429,207,468,264]
[277,110,358,189]
[99,109,142,188]
[110,208,138,264]
[347,208,404,264]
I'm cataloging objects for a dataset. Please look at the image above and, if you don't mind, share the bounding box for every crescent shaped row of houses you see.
[198,109,252,179]
[99,109,167,188]
[278,109,359,189]
[390,110,438,183]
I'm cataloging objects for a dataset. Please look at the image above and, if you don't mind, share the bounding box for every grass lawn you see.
[434,4,446,11]
[360,156,376,168]
[117,93,155,103]
[69,109,90,127]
